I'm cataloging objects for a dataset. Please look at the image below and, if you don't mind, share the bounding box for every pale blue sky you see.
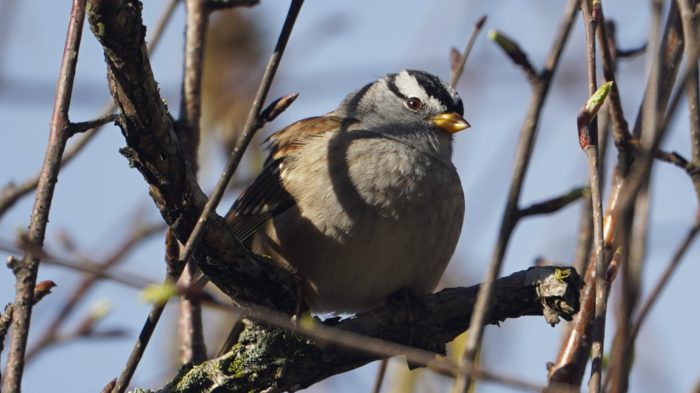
[1,1,697,392]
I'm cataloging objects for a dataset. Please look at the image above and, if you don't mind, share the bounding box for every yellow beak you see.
[431,112,471,134]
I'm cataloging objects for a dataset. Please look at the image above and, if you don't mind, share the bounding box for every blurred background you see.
[1,1,698,392]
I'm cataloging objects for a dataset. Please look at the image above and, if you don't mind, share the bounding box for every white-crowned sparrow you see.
[227,69,468,313]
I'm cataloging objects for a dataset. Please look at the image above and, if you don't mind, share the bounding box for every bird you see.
[226,69,468,314]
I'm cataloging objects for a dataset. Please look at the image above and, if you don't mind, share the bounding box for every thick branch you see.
[158,266,582,393]
[86,2,584,392]
[86,0,298,312]
[0,0,178,222]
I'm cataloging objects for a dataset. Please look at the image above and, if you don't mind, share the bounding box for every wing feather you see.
[226,116,352,243]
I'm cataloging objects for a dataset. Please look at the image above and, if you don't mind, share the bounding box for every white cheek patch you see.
[393,70,445,112]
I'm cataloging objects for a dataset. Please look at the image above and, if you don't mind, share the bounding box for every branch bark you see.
[158,266,581,393]
[457,1,579,390]
[85,1,583,392]
[86,0,298,311]
[2,1,86,391]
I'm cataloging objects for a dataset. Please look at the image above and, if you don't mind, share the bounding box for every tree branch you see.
[2,1,86,391]
[86,1,303,390]
[85,1,585,392]
[158,266,581,393]
[176,0,209,366]
[0,0,179,221]
[456,1,579,390]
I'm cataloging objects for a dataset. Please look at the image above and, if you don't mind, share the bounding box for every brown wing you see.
[226,116,351,243]
[266,115,350,160]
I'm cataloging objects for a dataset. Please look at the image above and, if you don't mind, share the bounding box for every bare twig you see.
[176,0,209,366]
[577,4,608,392]
[370,359,389,393]
[29,304,128,356]
[581,87,611,393]
[488,29,539,83]
[582,0,600,98]
[25,222,164,362]
[205,0,260,10]
[602,27,665,380]
[0,0,179,220]
[550,1,683,388]
[626,212,700,359]
[101,378,117,393]
[186,0,302,248]
[595,1,634,172]
[109,1,304,391]
[677,0,700,200]
[177,262,206,363]
[632,1,685,139]
[0,239,153,288]
[0,281,56,362]
[518,187,587,218]
[604,4,700,388]
[617,43,647,58]
[455,1,579,391]
[2,1,86,390]
[66,113,118,136]
[449,15,487,88]
[659,45,700,143]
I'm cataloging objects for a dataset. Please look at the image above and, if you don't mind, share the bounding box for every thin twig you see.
[0,239,153,288]
[625,212,700,358]
[24,222,164,362]
[584,119,607,393]
[67,114,118,136]
[551,4,598,387]
[176,0,209,365]
[0,281,56,362]
[594,0,670,382]
[454,1,579,391]
[147,0,180,54]
[596,1,634,171]
[101,378,117,393]
[0,0,179,221]
[632,1,685,139]
[577,3,608,392]
[550,2,680,387]
[488,29,539,83]
[582,0,600,97]
[370,359,389,393]
[624,139,700,178]
[1,1,86,390]
[582,42,612,393]
[604,4,700,388]
[110,2,304,391]
[660,46,700,140]
[517,187,586,218]
[548,171,623,387]
[617,43,648,58]
[449,15,487,88]
[677,0,700,200]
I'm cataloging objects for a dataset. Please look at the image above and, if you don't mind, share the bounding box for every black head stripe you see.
[343,81,374,118]
[386,73,407,100]
[454,97,464,116]
[407,69,463,115]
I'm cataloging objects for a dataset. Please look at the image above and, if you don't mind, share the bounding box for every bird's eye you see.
[405,97,424,111]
